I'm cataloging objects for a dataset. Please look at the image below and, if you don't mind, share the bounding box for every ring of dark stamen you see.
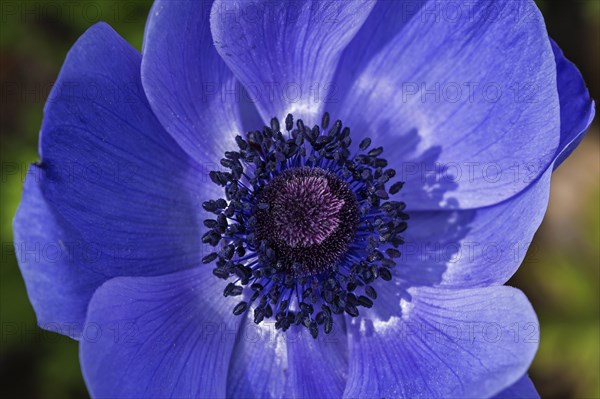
[202,112,409,338]
[254,167,359,276]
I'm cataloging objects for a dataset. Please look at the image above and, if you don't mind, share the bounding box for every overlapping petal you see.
[80,267,239,398]
[210,0,376,123]
[330,0,560,210]
[551,39,595,169]
[401,167,552,288]
[13,171,105,338]
[227,315,348,399]
[39,22,208,274]
[16,22,211,335]
[142,0,259,165]
[344,286,539,398]
[493,375,540,399]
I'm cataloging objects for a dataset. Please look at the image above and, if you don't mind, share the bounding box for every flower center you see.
[254,167,359,276]
[202,113,408,338]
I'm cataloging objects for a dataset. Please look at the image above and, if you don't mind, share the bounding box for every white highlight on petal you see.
[372,316,401,334]
[400,298,414,320]
[284,102,319,123]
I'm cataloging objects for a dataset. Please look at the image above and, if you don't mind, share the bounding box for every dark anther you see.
[358,137,371,151]
[233,302,248,315]
[390,181,404,195]
[379,268,392,281]
[365,286,377,299]
[285,113,294,131]
[202,252,218,264]
[271,117,280,132]
[322,112,330,129]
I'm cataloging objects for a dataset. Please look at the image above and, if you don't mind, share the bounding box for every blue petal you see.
[80,267,240,398]
[210,0,375,123]
[344,286,539,398]
[551,39,595,169]
[227,315,348,398]
[142,0,259,164]
[401,167,552,288]
[13,170,105,339]
[329,0,560,210]
[493,375,540,399]
[39,22,207,273]
[328,0,427,113]
[18,23,211,336]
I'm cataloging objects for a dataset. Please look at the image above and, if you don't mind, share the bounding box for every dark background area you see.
[1,1,598,398]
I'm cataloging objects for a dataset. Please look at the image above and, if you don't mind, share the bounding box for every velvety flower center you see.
[202,113,408,338]
[255,167,359,276]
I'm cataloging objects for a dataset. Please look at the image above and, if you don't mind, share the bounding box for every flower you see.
[13,0,594,398]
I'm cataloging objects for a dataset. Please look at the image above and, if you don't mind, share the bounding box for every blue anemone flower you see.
[14,0,594,398]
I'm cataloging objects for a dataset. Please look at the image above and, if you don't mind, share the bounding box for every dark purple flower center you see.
[202,113,409,338]
[254,167,359,276]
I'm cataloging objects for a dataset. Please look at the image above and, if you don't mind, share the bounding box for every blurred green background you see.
[0,1,598,398]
